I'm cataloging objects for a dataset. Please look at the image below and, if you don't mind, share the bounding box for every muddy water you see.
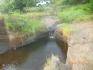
[0,38,64,70]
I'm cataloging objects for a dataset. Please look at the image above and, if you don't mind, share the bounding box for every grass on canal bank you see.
[0,12,46,35]
[0,12,48,49]
[57,4,93,23]
[57,23,73,37]
[56,3,93,37]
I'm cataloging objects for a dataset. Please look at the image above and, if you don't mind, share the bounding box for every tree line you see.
[0,0,36,13]
[53,0,93,10]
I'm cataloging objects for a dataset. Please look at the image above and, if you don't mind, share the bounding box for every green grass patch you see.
[8,12,44,18]
[4,14,44,35]
[57,4,91,22]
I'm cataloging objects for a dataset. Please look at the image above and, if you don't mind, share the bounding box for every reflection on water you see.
[0,38,64,70]
[2,64,16,70]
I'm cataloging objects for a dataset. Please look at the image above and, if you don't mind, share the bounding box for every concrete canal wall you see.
[0,18,10,53]
[0,18,49,53]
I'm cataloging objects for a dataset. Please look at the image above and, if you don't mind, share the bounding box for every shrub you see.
[5,14,43,34]
[24,7,44,12]
[57,4,90,22]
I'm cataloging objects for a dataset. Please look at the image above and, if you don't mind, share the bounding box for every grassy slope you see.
[57,3,93,34]
[3,12,45,35]
[57,4,93,23]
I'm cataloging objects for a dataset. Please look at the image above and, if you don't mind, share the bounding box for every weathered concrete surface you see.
[8,31,49,49]
[67,22,93,64]
[72,64,93,70]
[54,27,68,61]
[55,21,93,70]
[0,18,10,53]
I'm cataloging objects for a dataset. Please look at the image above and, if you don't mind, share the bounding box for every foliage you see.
[13,0,36,11]
[57,4,91,22]
[62,0,90,5]
[57,23,73,37]
[24,7,44,12]
[5,14,43,34]
[90,0,93,10]
[0,0,36,13]
[0,0,15,13]
[52,0,64,6]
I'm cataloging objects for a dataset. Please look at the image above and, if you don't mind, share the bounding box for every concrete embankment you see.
[8,30,49,49]
[54,21,93,70]
[0,18,10,53]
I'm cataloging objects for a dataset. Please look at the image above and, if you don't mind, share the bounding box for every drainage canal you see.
[1,32,65,70]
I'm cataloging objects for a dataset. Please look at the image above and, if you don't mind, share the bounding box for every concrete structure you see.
[0,18,10,53]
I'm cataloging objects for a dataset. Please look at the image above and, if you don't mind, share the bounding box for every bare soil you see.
[67,21,93,64]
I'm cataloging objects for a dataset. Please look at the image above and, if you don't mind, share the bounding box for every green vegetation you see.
[0,0,46,36]
[51,0,93,36]
[57,4,92,22]
[4,13,44,35]
[0,0,93,35]
[24,7,45,12]
[52,0,93,23]
[0,0,36,13]
[57,23,73,37]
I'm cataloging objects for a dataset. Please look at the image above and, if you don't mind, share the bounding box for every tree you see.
[90,0,93,10]
[13,0,36,11]
[0,0,15,13]
[63,0,90,5]
[0,0,36,13]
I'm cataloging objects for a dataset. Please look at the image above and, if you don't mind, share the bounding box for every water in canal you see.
[0,37,64,70]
